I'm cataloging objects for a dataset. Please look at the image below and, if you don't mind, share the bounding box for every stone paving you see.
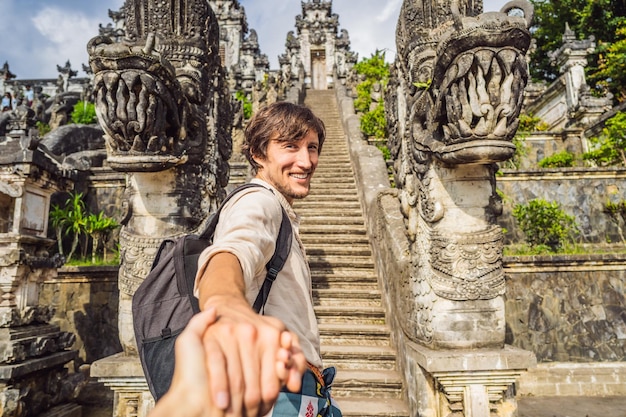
[518,396,626,417]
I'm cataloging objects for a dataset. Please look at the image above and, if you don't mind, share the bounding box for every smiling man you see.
[193,102,342,417]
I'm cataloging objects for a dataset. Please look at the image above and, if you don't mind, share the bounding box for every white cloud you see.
[31,7,101,75]
[377,0,402,23]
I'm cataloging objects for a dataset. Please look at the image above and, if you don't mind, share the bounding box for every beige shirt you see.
[194,178,322,368]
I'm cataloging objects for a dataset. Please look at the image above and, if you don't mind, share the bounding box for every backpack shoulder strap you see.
[252,207,293,313]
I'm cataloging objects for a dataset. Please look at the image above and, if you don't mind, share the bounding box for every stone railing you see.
[333,78,626,401]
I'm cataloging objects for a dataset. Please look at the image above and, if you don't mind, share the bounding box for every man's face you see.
[255,129,320,204]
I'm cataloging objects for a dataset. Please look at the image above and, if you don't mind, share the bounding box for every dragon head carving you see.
[391,0,533,166]
[88,0,228,172]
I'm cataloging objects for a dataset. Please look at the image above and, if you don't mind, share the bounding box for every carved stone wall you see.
[505,254,626,362]
[39,266,121,366]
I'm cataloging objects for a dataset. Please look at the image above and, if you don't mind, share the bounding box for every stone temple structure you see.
[1,0,626,416]
[209,0,269,95]
[280,0,357,90]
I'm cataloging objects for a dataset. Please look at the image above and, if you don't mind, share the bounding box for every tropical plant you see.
[71,101,98,124]
[512,198,579,252]
[582,111,626,166]
[517,113,550,132]
[603,199,626,243]
[85,211,119,263]
[353,50,388,112]
[538,150,575,168]
[48,192,119,264]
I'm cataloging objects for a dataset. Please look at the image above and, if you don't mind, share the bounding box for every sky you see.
[0,0,508,80]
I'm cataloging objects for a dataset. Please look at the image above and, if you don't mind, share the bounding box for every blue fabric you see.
[270,367,342,417]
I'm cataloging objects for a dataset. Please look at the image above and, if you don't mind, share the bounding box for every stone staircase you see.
[294,90,409,417]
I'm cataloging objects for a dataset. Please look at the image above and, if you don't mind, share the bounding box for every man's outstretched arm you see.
[197,252,306,417]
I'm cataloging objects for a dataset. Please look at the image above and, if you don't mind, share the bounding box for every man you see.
[194,102,340,417]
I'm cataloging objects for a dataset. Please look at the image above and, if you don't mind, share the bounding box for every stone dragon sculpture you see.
[88,0,232,352]
[386,0,533,348]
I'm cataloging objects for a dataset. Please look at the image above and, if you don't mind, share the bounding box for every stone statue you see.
[88,0,232,353]
[385,0,536,414]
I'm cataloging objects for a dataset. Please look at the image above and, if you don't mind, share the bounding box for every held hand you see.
[202,295,306,417]
[149,308,220,417]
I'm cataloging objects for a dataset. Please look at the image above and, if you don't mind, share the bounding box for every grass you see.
[65,255,120,267]
[504,243,626,256]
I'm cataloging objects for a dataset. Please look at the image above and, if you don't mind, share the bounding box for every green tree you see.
[353,50,390,138]
[589,21,626,102]
[49,192,87,262]
[353,50,389,113]
[603,199,626,243]
[582,111,626,166]
[530,0,626,95]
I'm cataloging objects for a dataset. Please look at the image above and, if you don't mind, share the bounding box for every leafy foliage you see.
[71,101,98,124]
[235,90,252,119]
[499,134,529,170]
[603,199,626,243]
[85,211,119,263]
[512,198,579,252]
[582,111,626,166]
[529,0,626,98]
[353,50,389,139]
[590,21,626,102]
[36,121,51,137]
[360,103,387,138]
[517,113,550,132]
[538,150,575,168]
[49,192,119,264]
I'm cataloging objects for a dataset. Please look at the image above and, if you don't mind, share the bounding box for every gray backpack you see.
[132,183,293,400]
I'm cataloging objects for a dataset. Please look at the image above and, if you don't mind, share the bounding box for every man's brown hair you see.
[243,102,326,173]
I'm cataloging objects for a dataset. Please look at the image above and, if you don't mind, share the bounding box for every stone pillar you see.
[0,131,80,417]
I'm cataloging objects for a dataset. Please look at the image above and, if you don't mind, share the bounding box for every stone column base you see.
[408,343,536,417]
[91,353,154,417]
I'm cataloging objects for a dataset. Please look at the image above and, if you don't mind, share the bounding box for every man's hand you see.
[202,294,306,417]
[149,308,220,417]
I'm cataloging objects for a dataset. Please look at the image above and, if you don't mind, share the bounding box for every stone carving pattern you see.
[387,0,533,341]
[88,0,231,297]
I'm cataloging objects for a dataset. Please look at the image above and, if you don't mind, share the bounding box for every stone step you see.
[311,268,379,280]
[334,397,409,417]
[308,255,375,269]
[332,370,404,398]
[314,288,382,307]
[307,246,372,257]
[302,236,371,247]
[314,305,387,324]
[294,199,361,212]
[319,323,391,346]
[300,216,365,225]
[322,345,398,370]
[305,91,409,415]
